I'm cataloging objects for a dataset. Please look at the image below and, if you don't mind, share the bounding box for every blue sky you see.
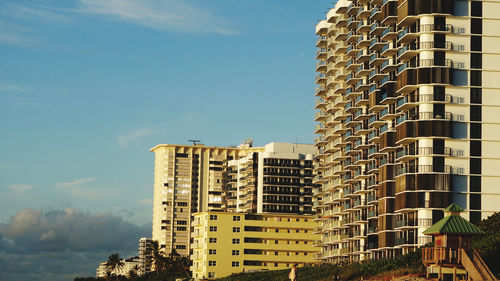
[0,0,331,280]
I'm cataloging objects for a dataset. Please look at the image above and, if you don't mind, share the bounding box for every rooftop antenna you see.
[189,140,201,146]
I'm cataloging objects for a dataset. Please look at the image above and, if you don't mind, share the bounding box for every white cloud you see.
[117,128,156,148]
[137,198,153,205]
[0,20,33,46]
[7,184,35,192]
[55,178,96,188]
[4,3,70,22]
[0,85,29,92]
[75,0,237,34]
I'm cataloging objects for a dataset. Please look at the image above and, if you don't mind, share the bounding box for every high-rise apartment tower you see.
[313,0,500,263]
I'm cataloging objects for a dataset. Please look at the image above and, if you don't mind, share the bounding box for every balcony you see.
[357,7,371,19]
[369,69,387,82]
[346,45,360,57]
[370,5,383,19]
[334,42,349,54]
[369,22,385,36]
[316,35,327,47]
[396,165,455,177]
[369,38,386,51]
[346,17,361,30]
[316,60,327,72]
[347,31,361,44]
[356,21,371,35]
[369,54,386,68]
[315,86,326,97]
[380,26,397,41]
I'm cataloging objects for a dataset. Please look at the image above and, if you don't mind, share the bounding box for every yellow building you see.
[190,211,320,280]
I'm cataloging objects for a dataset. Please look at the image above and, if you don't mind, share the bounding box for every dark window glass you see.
[470,211,481,223]
[433,139,445,154]
[471,88,482,104]
[434,51,445,66]
[470,105,482,121]
[470,70,482,86]
[434,16,446,31]
[470,140,481,157]
[471,1,482,17]
[432,210,444,224]
[470,176,481,192]
[471,36,482,52]
[470,194,481,210]
[434,86,445,101]
[471,53,482,69]
[471,19,482,34]
[433,157,445,172]
[434,34,445,48]
[470,158,481,175]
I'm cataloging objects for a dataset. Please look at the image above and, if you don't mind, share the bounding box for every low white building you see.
[96,256,140,278]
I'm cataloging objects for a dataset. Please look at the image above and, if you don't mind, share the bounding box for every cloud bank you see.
[0,208,150,281]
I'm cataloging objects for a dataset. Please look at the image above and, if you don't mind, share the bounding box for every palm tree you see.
[151,241,167,273]
[105,253,124,279]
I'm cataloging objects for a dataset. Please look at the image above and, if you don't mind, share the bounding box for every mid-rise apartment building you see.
[150,142,262,256]
[151,141,317,256]
[190,212,320,280]
[138,238,154,276]
[313,0,500,263]
[227,142,317,214]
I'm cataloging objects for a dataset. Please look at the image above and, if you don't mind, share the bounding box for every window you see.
[470,194,481,210]
[233,216,240,221]
[470,106,482,122]
[175,245,186,249]
[275,229,279,233]
[471,36,482,52]
[471,88,482,104]
[296,230,299,233]
[232,238,240,244]
[209,238,217,243]
[470,140,482,157]
[232,250,240,255]
[210,214,218,221]
[209,249,217,255]
[209,226,217,232]
[208,272,215,278]
[176,227,187,231]
[233,227,240,233]
[232,261,240,267]
[470,158,481,175]
[209,261,216,266]
[470,176,481,192]
[471,19,482,34]
[470,123,481,139]
[275,263,278,267]
[471,53,482,69]
[275,240,279,244]
[471,1,482,17]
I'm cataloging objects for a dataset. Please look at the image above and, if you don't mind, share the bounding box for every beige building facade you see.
[314,0,500,264]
